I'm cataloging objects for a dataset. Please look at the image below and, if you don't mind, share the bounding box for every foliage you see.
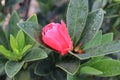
[0,0,120,80]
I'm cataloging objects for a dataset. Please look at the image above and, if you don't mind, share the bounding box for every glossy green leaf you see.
[81,9,104,45]
[16,30,25,51]
[10,35,19,54]
[23,47,47,62]
[17,22,42,44]
[56,58,80,75]
[69,40,120,60]
[101,33,113,44]
[67,0,88,45]
[80,66,103,75]
[6,12,20,36]
[83,31,102,50]
[5,61,24,78]
[67,73,79,80]
[88,59,120,77]
[27,14,38,23]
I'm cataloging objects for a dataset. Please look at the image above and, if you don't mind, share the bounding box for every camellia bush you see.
[1,0,120,80]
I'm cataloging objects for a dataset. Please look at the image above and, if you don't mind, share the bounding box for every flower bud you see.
[42,20,73,56]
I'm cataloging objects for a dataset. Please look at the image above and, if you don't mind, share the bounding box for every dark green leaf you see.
[5,61,24,78]
[17,22,42,44]
[13,70,31,80]
[67,0,88,45]
[35,58,54,76]
[0,57,7,75]
[56,58,80,75]
[0,26,9,49]
[6,12,20,36]
[69,40,120,60]
[83,31,102,50]
[81,9,104,45]
[23,47,47,62]
[52,68,66,80]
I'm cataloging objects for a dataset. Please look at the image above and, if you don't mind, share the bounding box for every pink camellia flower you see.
[42,20,73,56]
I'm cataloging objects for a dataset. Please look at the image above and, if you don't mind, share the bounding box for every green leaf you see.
[23,47,47,62]
[5,61,24,78]
[81,9,104,45]
[16,30,25,51]
[6,12,20,36]
[21,45,32,56]
[10,35,19,54]
[88,59,120,77]
[69,40,120,60]
[13,70,31,80]
[114,0,120,2]
[101,33,113,44]
[0,57,7,75]
[83,31,102,50]
[67,73,79,80]
[17,22,42,44]
[0,45,11,57]
[27,14,38,23]
[52,68,66,80]
[0,26,9,49]
[67,0,88,45]
[80,66,103,75]
[35,58,54,76]
[56,58,80,75]
[0,45,20,61]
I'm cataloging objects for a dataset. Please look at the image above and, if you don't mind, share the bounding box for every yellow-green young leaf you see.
[0,45,19,61]
[10,35,19,54]
[21,45,32,56]
[0,45,11,57]
[16,30,25,51]
[27,14,38,23]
